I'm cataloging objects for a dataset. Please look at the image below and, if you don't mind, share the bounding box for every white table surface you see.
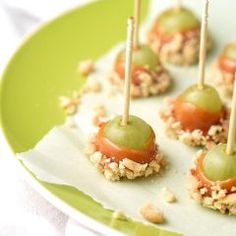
[0,1,98,235]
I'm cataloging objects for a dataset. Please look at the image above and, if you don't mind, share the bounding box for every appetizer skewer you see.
[212,43,236,97]
[160,0,229,148]
[87,18,165,181]
[110,0,171,98]
[188,77,236,215]
[148,0,212,66]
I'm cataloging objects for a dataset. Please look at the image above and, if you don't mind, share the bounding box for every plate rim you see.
[0,1,124,235]
[0,1,178,235]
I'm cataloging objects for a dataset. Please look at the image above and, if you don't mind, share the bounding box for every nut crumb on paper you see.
[139,202,165,224]
[78,59,94,76]
[161,187,177,203]
[112,210,127,221]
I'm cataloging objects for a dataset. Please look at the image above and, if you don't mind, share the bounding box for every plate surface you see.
[0,0,178,235]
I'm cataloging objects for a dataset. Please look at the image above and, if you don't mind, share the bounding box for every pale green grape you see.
[179,84,222,112]
[156,7,200,36]
[203,144,236,181]
[117,44,159,70]
[104,115,153,150]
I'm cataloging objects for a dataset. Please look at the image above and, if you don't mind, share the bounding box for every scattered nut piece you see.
[59,92,81,115]
[139,202,165,224]
[59,96,71,107]
[59,96,77,115]
[78,59,94,76]
[112,210,127,221]
[82,80,102,94]
[161,187,177,203]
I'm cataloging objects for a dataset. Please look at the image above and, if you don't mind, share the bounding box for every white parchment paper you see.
[18,0,236,235]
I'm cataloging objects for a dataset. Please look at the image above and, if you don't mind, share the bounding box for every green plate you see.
[0,0,180,235]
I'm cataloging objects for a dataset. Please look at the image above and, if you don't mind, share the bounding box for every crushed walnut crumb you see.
[81,79,102,94]
[159,98,229,149]
[59,91,81,115]
[59,77,102,116]
[148,29,212,66]
[109,67,171,98]
[78,59,94,76]
[139,202,165,224]
[112,210,127,221]
[84,135,165,181]
[161,187,177,203]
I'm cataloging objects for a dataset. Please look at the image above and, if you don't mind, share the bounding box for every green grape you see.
[104,115,153,151]
[203,144,236,181]
[223,43,236,60]
[179,84,222,113]
[156,7,200,36]
[117,44,159,70]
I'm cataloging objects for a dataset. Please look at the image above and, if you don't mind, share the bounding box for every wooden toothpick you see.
[121,17,134,126]
[226,75,236,155]
[133,0,141,50]
[197,0,209,90]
